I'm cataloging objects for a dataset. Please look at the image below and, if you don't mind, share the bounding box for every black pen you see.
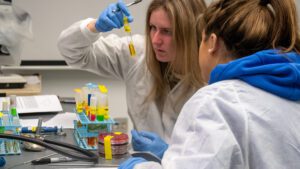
[31,157,75,165]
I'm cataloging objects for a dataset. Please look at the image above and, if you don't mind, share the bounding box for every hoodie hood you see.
[209,49,300,101]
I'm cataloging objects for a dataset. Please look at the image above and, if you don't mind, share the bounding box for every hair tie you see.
[260,0,270,6]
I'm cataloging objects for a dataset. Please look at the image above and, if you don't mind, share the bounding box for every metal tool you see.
[23,139,45,151]
[113,0,143,12]
[23,118,46,151]
[126,0,142,7]
[35,118,43,134]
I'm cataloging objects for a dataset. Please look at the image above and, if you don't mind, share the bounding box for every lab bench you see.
[4,103,130,169]
[5,129,130,169]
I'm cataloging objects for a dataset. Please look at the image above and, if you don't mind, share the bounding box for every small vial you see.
[2,101,9,112]
[10,95,16,107]
[74,88,84,113]
[10,108,17,117]
[97,108,105,122]
[87,137,97,147]
[9,95,17,118]
[98,85,110,120]
[81,86,89,111]
[89,96,97,121]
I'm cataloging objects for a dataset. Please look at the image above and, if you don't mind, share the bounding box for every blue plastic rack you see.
[73,111,116,150]
[0,98,22,155]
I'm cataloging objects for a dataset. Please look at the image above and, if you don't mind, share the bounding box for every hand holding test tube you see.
[94,0,142,56]
[95,0,133,32]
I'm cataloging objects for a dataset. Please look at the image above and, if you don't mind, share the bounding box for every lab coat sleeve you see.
[57,18,145,80]
[161,83,246,169]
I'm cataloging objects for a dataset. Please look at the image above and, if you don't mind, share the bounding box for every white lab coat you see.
[135,80,300,169]
[57,19,198,141]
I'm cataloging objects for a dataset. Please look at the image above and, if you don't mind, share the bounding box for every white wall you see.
[14,0,151,61]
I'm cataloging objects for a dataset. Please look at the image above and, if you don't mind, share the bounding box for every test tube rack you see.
[0,98,22,155]
[73,111,116,150]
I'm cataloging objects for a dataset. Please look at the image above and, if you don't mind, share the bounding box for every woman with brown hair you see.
[119,0,300,168]
[58,0,206,159]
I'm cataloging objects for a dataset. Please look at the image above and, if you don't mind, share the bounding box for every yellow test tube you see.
[81,86,89,113]
[98,85,110,120]
[89,95,97,121]
[123,16,136,57]
[74,88,84,113]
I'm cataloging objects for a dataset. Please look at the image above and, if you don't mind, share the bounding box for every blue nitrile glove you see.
[118,157,147,169]
[95,0,133,32]
[0,157,6,167]
[131,130,168,159]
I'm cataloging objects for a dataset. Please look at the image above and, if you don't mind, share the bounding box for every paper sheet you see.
[17,95,63,114]
[44,112,77,128]
[20,112,77,128]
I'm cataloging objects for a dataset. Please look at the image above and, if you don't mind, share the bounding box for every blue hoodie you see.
[209,49,300,101]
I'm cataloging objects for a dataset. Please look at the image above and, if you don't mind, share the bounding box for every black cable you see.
[0,134,98,163]
[43,138,98,161]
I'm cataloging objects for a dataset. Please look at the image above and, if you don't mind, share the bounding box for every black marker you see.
[31,157,75,165]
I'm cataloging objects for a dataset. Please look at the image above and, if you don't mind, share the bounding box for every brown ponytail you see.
[200,0,300,58]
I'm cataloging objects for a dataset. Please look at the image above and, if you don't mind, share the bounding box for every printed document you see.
[17,95,63,114]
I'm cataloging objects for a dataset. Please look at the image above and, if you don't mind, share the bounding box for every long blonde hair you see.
[145,0,207,101]
[200,0,300,58]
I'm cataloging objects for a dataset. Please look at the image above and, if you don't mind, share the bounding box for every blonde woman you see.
[58,0,206,158]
